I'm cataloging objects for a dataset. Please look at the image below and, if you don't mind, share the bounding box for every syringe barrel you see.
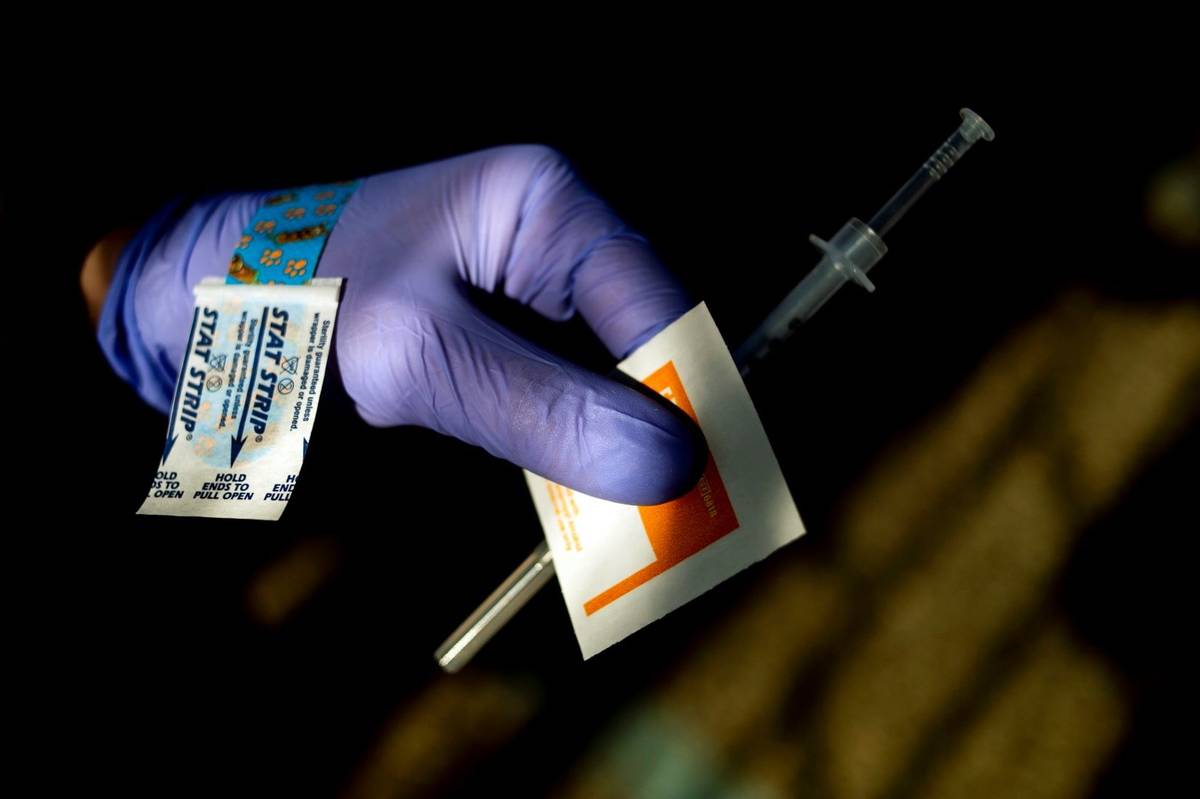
[734,218,886,370]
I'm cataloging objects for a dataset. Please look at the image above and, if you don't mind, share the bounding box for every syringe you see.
[435,108,995,672]
[732,108,994,374]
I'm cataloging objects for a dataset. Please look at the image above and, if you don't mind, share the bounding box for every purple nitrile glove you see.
[99,145,704,505]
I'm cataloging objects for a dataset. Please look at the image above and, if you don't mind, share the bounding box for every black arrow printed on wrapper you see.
[161,307,202,465]
[231,307,270,467]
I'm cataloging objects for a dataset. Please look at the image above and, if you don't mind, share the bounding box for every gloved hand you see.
[99,145,705,505]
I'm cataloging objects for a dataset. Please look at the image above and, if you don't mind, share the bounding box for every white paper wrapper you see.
[139,278,342,521]
[525,303,805,658]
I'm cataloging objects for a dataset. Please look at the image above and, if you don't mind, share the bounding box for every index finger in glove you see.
[470,145,695,359]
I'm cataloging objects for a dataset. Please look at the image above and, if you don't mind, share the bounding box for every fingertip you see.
[640,410,709,505]
[580,392,709,506]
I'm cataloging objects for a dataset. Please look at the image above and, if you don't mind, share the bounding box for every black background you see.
[19,67,1198,796]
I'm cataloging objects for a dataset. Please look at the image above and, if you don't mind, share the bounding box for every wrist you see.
[95,192,267,412]
[81,227,135,328]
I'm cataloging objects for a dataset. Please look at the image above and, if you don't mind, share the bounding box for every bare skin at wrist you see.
[80,228,134,328]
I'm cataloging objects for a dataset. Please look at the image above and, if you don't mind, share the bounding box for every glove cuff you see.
[96,192,267,412]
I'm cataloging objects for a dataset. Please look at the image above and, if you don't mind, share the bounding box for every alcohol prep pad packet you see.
[524,303,806,658]
[138,277,343,521]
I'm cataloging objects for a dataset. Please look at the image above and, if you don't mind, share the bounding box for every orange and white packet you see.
[524,302,805,658]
